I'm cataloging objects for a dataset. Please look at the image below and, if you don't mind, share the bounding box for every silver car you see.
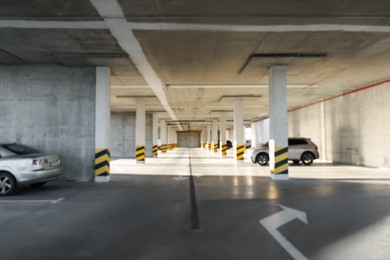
[0,143,62,196]
[247,137,320,166]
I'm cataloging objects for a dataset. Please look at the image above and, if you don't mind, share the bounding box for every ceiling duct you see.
[116,95,157,99]
[218,95,262,102]
[239,53,328,74]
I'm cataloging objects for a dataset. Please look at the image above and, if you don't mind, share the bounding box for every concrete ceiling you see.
[1,0,390,130]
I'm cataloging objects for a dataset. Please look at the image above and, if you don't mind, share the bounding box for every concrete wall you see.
[177,131,200,147]
[110,112,153,158]
[288,81,390,168]
[0,65,95,181]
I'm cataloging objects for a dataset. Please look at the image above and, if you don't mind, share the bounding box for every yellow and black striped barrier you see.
[153,144,158,156]
[272,146,288,174]
[222,144,228,155]
[161,144,167,153]
[136,146,145,162]
[214,144,218,152]
[201,142,204,148]
[95,148,110,177]
[208,143,211,150]
[236,144,245,160]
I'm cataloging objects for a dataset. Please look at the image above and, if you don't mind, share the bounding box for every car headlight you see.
[244,149,254,157]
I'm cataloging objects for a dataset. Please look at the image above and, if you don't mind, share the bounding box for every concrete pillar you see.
[243,125,247,144]
[320,102,327,161]
[234,100,245,160]
[206,125,211,150]
[269,65,289,180]
[251,122,257,147]
[135,99,146,164]
[212,119,218,152]
[160,121,167,153]
[220,113,227,156]
[200,130,204,148]
[152,113,158,157]
[95,66,111,182]
[174,129,177,148]
[229,128,234,142]
[167,126,174,150]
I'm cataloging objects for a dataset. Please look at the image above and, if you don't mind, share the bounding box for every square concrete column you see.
[269,65,289,180]
[136,99,146,164]
[152,113,158,157]
[200,130,205,148]
[160,120,167,153]
[95,66,111,182]
[219,113,227,156]
[167,126,173,150]
[206,125,211,150]
[173,128,177,148]
[211,119,218,152]
[234,100,245,160]
[251,122,258,147]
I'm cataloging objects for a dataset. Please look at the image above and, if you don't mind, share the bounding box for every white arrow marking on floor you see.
[172,176,189,181]
[259,204,308,260]
[0,197,65,204]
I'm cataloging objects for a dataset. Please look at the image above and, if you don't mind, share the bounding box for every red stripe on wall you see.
[288,79,390,113]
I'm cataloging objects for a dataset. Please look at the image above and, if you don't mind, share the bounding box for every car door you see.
[288,139,300,160]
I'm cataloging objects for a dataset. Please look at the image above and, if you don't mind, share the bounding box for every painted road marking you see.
[259,204,308,260]
[0,197,65,204]
[188,149,200,230]
[172,176,189,181]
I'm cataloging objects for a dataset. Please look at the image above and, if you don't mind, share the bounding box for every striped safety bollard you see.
[136,146,145,163]
[236,144,245,160]
[153,145,158,156]
[272,146,289,174]
[95,148,110,177]
[222,144,228,155]
[214,144,218,152]
[162,144,167,153]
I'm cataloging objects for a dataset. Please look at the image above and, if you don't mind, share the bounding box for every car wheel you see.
[0,172,16,196]
[256,153,269,166]
[301,152,314,165]
[293,160,300,165]
[30,182,46,188]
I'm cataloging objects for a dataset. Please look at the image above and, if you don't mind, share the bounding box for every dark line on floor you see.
[188,148,200,230]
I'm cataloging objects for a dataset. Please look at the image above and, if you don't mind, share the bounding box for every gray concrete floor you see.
[1,148,390,260]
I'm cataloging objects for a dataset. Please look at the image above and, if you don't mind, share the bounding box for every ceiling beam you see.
[89,0,182,130]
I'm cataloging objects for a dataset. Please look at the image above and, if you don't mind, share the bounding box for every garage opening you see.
[177,131,201,148]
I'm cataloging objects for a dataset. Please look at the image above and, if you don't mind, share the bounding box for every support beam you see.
[200,130,205,148]
[206,125,211,150]
[234,100,245,160]
[152,113,158,157]
[94,66,111,182]
[269,65,289,180]
[160,121,167,153]
[212,120,218,152]
[90,0,182,130]
[136,99,146,164]
[220,113,227,156]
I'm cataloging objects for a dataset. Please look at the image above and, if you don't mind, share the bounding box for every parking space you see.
[1,148,390,259]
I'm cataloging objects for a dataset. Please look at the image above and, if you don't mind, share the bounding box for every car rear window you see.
[3,144,41,155]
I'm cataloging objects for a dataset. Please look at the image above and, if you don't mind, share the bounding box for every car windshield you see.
[3,143,41,155]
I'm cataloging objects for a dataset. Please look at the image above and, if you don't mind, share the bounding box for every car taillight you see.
[32,158,48,170]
